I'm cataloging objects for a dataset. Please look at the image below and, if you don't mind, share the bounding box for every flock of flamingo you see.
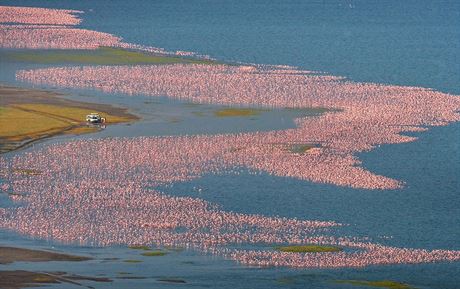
[16,64,460,189]
[0,5,210,57]
[1,5,460,268]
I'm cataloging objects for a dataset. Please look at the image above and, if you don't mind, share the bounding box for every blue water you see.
[5,0,460,94]
[1,0,460,288]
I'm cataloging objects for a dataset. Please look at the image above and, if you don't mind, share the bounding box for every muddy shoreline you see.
[0,85,138,154]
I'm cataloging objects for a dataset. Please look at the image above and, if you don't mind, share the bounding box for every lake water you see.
[0,1,459,288]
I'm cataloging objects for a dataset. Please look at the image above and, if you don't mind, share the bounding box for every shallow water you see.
[1,1,459,288]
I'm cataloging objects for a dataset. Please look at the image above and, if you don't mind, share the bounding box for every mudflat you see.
[0,270,111,289]
[0,246,91,264]
[0,85,138,153]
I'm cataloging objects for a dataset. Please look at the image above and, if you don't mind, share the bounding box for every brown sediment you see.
[335,280,415,289]
[0,246,91,264]
[0,85,136,121]
[0,85,138,154]
[0,270,111,289]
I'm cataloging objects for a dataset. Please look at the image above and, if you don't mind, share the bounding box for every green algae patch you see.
[33,275,55,283]
[288,144,314,154]
[12,168,42,176]
[275,245,342,253]
[141,251,168,257]
[191,111,206,117]
[335,280,415,289]
[128,245,151,251]
[164,246,185,252]
[4,47,216,65]
[123,259,143,263]
[214,108,265,117]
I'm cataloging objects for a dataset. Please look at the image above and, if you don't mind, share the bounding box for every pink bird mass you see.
[0,5,208,57]
[1,5,460,268]
[16,65,460,189]
[0,6,119,49]
[2,138,460,268]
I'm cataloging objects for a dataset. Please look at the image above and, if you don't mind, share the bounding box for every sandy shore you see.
[0,85,138,154]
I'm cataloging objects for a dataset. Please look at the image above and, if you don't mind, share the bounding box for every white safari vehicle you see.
[86,113,106,124]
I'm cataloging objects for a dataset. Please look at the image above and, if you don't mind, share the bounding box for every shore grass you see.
[288,144,314,154]
[13,103,131,124]
[335,280,415,289]
[141,251,168,257]
[0,106,71,139]
[128,245,151,251]
[5,47,216,65]
[12,169,42,176]
[0,94,136,153]
[214,108,264,117]
[275,245,343,253]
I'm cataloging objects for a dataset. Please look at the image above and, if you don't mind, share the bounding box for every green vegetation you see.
[0,106,72,140]
[288,143,314,154]
[141,251,168,257]
[0,103,135,153]
[12,169,42,176]
[164,246,185,252]
[214,108,265,117]
[5,47,216,65]
[14,103,132,124]
[191,111,206,117]
[128,245,151,251]
[33,275,56,283]
[123,259,143,263]
[0,246,91,264]
[275,245,343,253]
[335,280,415,289]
